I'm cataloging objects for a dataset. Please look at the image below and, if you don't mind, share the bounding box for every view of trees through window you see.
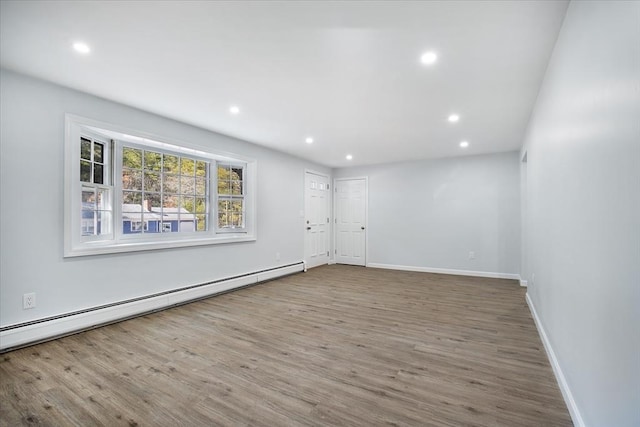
[217,164,244,228]
[69,118,254,257]
[122,146,208,233]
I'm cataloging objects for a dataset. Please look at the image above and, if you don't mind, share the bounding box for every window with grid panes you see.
[217,164,245,229]
[65,115,256,257]
[121,146,209,234]
[80,135,113,238]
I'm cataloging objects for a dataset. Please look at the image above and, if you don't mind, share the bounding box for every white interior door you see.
[335,178,367,266]
[304,172,330,268]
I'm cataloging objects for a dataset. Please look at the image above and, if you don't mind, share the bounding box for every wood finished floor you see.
[0,265,572,426]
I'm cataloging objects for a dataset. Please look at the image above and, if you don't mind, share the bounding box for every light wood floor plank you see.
[0,265,572,426]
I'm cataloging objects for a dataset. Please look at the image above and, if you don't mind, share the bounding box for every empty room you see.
[0,1,638,426]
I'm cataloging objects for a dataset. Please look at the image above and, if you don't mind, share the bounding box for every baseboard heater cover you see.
[0,262,304,353]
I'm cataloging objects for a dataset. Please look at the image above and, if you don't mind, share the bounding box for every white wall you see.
[521,1,640,426]
[334,152,521,277]
[0,69,329,328]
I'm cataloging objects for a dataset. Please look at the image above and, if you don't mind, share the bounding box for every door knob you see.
[361,226,365,230]
[306,226,312,230]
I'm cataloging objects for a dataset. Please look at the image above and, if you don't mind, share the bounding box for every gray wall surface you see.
[0,69,329,327]
[334,152,521,275]
[521,1,640,425]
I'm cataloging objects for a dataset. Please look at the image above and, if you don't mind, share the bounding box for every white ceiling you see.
[0,1,568,168]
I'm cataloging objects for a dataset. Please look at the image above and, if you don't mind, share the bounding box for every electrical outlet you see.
[469,251,476,260]
[23,293,36,309]
[531,273,535,285]
[276,252,281,261]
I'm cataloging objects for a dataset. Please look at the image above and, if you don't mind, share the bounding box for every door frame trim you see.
[333,176,368,266]
[304,169,331,268]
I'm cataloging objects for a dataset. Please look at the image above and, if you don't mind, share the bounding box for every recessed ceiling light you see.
[73,42,91,54]
[305,137,314,144]
[448,114,460,123]
[420,51,437,65]
[460,141,469,148]
[229,105,240,115]
[346,154,353,160]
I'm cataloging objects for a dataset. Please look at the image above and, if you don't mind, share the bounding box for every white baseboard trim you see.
[526,293,585,427]
[520,279,528,287]
[0,262,304,352]
[366,263,520,281]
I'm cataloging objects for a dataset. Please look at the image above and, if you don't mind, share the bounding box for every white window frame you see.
[79,132,114,242]
[216,162,247,233]
[64,114,257,257]
[114,140,213,241]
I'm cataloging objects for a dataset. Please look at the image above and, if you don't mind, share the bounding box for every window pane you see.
[144,172,161,192]
[122,202,142,234]
[94,142,104,163]
[179,218,196,232]
[80,160,91,182]
[145,194,162,212]
[231,200,243,213]
[218,197,243,229]
[218,180,230,195]
[144,151,161,171]
[122,170,142,190]
[96,188,109,211]
[196,214,206,232]
[231,200,243,227]
[180,196,195,213]
[82,188,96,208]
[231,180,242,195]
[96,210,111,235]
[144,215,161,233]
[163,154,179,174]
[232,212,243,227]
[181,176,195,195]
[163,194,178,209]
[218,164,230,180]
[94,164,104,184]
[123,147,142,169]
[130,221,143,233]
[180,158,194,176]
[81,138,91,160]
[163,174,179,193]
[218,211,228,228]
[122,202,142,213]
[81,210,95,236]
[123,191,142,205]
[231,167,243,181]
[195,198,206,214]
[196,161,207,177]
[117,146,214,238]
[195,177,206,196]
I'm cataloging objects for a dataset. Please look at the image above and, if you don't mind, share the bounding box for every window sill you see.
[64,234,256,258]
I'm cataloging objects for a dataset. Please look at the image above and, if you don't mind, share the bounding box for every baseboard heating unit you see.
[0,262,304,353]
